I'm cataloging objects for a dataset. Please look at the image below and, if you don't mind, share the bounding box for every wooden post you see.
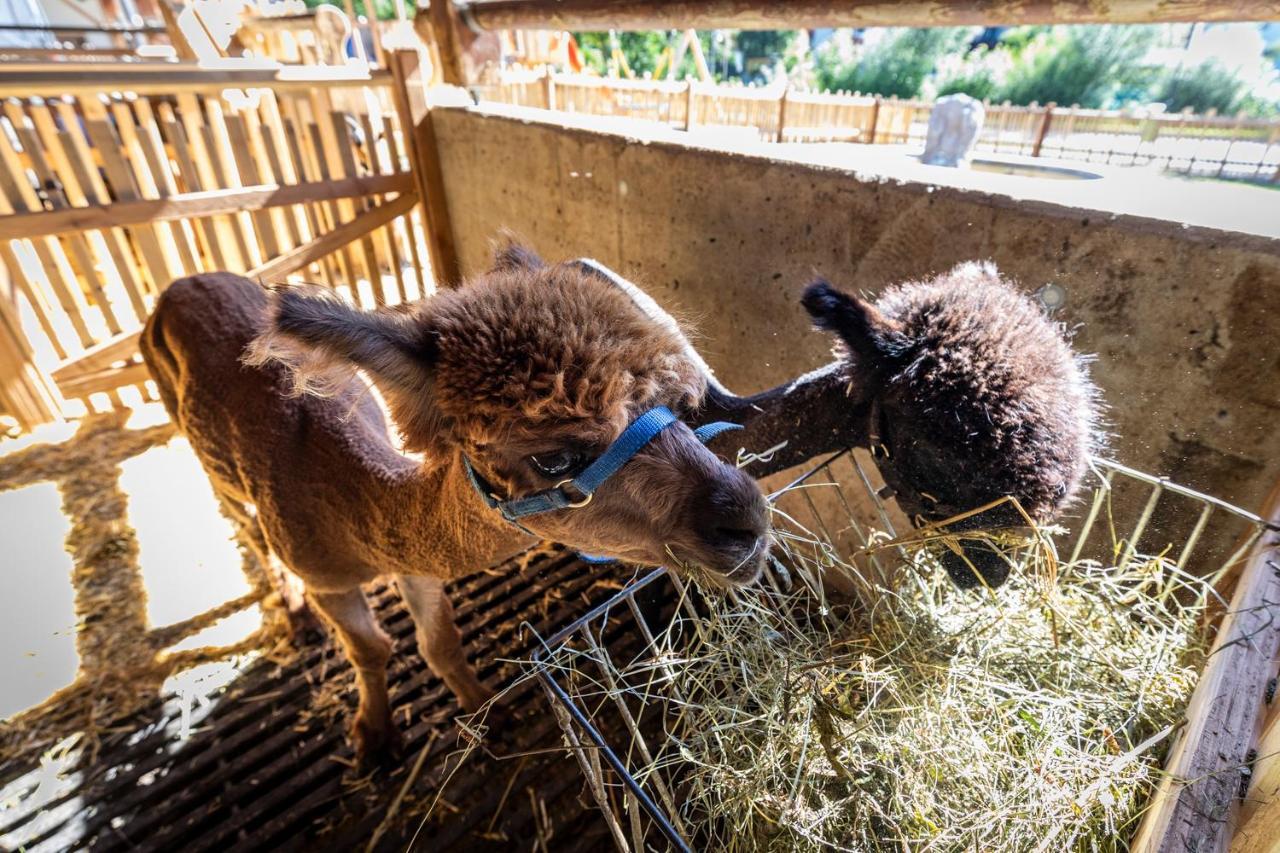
[867,95,880,144]
[388,48,461,287]
[775,87,788,143]
[416,3,466,87]
[684,80,695,130]
[1031,101,1054,157]
[543,68,556,111]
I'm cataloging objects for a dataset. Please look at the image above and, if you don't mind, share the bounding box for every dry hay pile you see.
[641,517,1211,851]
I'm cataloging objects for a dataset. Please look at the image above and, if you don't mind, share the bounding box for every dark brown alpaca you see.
[141,246,769,762]
[701,261,1100,588]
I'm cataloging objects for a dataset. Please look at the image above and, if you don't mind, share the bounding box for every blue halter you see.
[462,405,742,549]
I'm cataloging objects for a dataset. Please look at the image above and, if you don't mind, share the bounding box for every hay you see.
[603,502,1212,852]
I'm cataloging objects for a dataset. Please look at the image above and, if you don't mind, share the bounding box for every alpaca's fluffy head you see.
[803,262,1101,588]
[246,242,769,585]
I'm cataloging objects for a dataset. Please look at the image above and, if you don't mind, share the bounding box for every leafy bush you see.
[1155,59,1251,114]
[815,28,973,98]
[997,26,1161,107]
[932,45,1010,101]
[575,31,672,78]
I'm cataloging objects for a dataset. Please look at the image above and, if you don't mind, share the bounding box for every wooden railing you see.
[479,69,1280,182]
[0,61,433,428]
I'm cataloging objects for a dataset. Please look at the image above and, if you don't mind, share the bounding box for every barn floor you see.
[0,408,634,851]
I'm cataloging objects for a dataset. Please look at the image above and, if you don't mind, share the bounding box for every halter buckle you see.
[556,479,594,508]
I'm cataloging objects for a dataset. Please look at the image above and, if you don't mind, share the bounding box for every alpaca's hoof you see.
[352,712,403,770]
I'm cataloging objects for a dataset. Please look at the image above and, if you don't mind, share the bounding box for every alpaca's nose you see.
[940,541,1011,589]
[694,470,769,554]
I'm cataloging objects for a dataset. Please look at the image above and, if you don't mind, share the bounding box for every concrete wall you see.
[432,107,1280,515]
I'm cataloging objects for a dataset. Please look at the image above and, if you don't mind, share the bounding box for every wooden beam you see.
[52,328,149,384]
[417,3,467,86]
[0,174,413,241]
[388,49,462,287]
[58,360,151,399]
[0,64,390,98]
[52,191,421,398]
[1131,478,1280,853]
[458,0,1280,30]
[246,192,420,284]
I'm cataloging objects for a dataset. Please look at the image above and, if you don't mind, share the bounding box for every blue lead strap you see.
[463,406,743,562]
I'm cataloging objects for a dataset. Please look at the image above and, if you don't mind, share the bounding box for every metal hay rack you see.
[531,448,1279,852]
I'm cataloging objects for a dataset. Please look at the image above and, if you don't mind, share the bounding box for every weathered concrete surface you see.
[432,106,1280,515]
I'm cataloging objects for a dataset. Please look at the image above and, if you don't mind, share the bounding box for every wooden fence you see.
[0,59,434,429]
[481,69,1280,181]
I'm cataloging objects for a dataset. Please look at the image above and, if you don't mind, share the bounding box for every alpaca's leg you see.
[396,574,494,713]
[308,587,399,761]
[216,495,317,637]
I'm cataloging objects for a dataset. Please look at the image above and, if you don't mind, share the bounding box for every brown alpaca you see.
[140,245,769,762]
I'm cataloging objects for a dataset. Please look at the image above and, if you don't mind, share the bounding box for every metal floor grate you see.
[0,548,645,852]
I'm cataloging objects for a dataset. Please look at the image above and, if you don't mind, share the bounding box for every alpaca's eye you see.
[528,450,584,479]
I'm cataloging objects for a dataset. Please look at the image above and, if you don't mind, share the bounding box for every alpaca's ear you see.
[801,280,906,365]
[245,285,437,397]
[489,237,544,273]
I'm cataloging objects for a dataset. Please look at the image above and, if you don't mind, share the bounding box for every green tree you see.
[815,28,973,98]
[1155,59,1250,114]
[302,0,414,22]
[996,26,1160,107]
[574,31,672,77]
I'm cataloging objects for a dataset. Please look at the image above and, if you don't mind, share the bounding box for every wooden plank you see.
[131,97,203,275]
[31,101,151,322]
[202,96,265,269]
[387,49,459,287]
[279,102,347,287]
[225,112,282,259]
[0,64,389,98]
[58,358,151,399]
[157,105,229,270]
[362,111,406,302]
[381,105,426,295]
[331,112,384,305]
[108,99,190,282]
[1132,479,1280,853]
[0,288,61,427]
[249,191,418,285]
[241,103,301,253]
[461,0,1280,30]
[51,325,145,383]
[0,128,96,348]
[82,112,179,292]
[54,188,421,398]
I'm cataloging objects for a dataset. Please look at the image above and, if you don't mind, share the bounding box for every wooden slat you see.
[51,326,149,383]
[50,190,419,394]
[249,191,418,285]
[331,112,384,305]
[202,96,265,269]
[82,109,179,292]
[0,127,96,349]
[1132,479,1280,853]
[58,359,151,399]
[30,100,152,322]
[0,64,390,98]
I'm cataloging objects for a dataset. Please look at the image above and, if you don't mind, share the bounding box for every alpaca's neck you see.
[700,360,871,478]
[370,453,537,579]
